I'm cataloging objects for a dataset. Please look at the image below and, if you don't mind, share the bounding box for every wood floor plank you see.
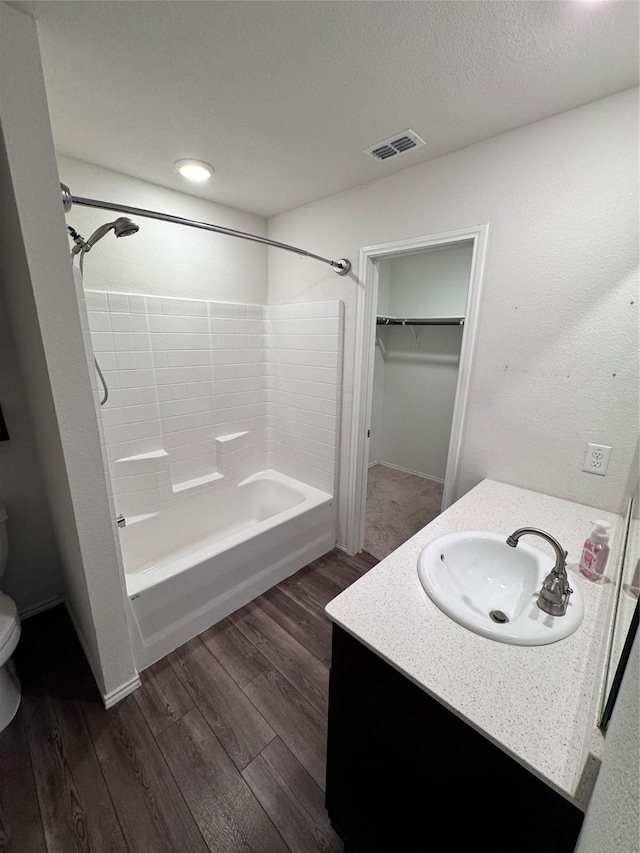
[243,669,328,790]
[199,617,270,688]
[21,671,128,853]
[81,691,207,853]
[310,562,355,592]
[354,551,379,572]
[277,575,327,622]
[9,548,369,850]
[133,655,194,737]
[0,712,46,853]
[312,551,377,588]
[291,558,376,612]
[278,561,346,619]
[311,549,377,576]
[229,603,329,718]
[242,737,342,853]
[169,637,275,771]
[157,708,288,853]
[292,568,348,609]
[259,584,332,662]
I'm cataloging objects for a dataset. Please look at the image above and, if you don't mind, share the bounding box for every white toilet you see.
[0,502,21,733]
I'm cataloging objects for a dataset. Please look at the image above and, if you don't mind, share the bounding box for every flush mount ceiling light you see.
[174,159,214,183]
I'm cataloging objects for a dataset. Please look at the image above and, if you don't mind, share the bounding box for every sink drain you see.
[490,610,509,624]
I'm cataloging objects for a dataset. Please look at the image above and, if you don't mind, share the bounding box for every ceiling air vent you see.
[364,129,426,162]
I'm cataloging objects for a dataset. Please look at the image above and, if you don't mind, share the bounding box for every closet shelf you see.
[376,315,465,326]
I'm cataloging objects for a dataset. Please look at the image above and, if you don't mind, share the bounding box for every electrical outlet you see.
[582,443,611,476]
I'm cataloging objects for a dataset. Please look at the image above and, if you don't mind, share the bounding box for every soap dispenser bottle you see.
[579,520,611,581]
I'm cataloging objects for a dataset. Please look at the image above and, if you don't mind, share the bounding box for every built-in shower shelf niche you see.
[166,431,262,495]
[113,448,170,480]
[215,430,259,480]
[126,511,159,526]
[116,450,169,463]
[172,471,224,494]
[215,431,249,444]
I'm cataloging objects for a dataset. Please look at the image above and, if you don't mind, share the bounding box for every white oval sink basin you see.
[417,531,584,645]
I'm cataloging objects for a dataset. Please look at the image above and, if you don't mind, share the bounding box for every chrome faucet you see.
[506,527,573,617]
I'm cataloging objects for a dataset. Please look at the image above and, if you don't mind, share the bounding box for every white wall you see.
[376,326,464,481]
[0,282,63,615]
[0,2,136,700]
[267,89,639,542]
[265,301,344,494]
[577,635,639,852]
[369,245,472,479]
[380,244,472,318]
[57,155,268,303]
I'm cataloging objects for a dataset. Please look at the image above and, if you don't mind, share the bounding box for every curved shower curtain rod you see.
[60,183,351,276]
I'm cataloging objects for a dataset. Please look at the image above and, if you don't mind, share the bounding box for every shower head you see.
[85,217,140,249]
[113,217,139,238]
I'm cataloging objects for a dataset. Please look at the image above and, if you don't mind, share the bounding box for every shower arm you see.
[60,184,352,276]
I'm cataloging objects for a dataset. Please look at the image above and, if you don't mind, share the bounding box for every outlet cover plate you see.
[582,443,611,476]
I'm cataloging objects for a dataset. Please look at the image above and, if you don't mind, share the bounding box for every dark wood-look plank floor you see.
[228,604,330,719]
[0,549,376,853]
[242,737,342,853]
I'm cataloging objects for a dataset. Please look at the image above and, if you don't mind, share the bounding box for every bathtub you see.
[123,470,336,670]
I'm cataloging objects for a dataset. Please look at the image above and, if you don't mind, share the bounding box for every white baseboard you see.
[374,461,445,484]
[19,595,64,620]
[103,675,142,709]
[335,541,349,554]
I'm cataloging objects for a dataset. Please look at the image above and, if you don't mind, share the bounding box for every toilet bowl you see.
[0,503,21,733]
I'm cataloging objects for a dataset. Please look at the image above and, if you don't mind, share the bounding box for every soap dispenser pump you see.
[578,520,611,581]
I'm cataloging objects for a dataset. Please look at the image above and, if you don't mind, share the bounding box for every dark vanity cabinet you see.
[325,625,583,853]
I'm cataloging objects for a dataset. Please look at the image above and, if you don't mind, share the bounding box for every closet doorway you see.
[346,227,488,557]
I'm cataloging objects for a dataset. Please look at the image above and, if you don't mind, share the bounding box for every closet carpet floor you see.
[0,549,378,853]
[364,463,444,561]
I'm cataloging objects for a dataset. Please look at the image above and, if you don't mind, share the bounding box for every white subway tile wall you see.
[264,302,344,494]
[84,291,343,517]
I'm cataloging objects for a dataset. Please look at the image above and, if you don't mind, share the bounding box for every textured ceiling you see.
[16,0,640,217]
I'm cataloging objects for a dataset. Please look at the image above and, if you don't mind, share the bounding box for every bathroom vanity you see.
[325,480,624,852]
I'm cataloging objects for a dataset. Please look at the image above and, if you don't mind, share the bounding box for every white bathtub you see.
[123,470,336,670]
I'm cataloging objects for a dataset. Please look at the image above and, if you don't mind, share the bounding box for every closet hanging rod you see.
[376,316,464,326]
[60,183,351,276]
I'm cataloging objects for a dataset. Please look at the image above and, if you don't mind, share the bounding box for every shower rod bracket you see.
[60,183,351,276]
[331,259,352,276]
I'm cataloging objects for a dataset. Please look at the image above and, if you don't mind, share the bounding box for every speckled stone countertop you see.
[326,480,624,809]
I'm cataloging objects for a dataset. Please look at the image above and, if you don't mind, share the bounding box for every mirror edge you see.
[599,599,639,732]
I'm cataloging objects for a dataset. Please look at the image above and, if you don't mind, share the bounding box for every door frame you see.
[344,225,489,555]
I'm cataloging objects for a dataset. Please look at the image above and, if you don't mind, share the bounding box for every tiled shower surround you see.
[83,290,343,519]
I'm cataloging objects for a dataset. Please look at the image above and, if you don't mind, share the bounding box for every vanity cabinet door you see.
[325,625,583,853]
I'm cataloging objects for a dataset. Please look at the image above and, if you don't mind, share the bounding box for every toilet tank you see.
[0,503,7,577]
